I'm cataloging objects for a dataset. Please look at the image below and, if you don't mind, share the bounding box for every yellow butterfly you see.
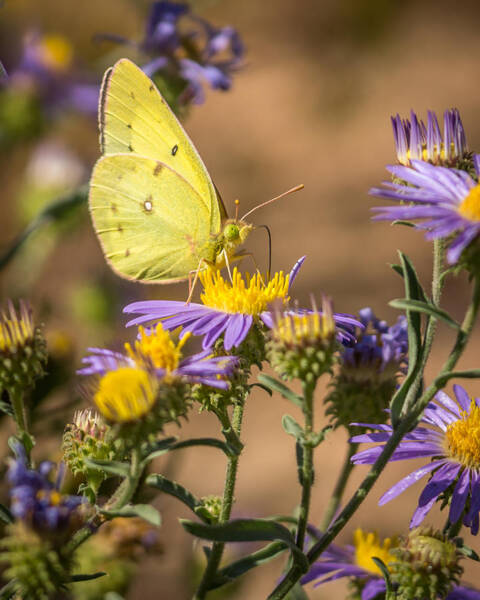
[89,58,254,286]
[89,59,302,290]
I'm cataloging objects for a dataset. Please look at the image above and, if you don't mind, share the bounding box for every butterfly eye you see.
[223,224,240,241]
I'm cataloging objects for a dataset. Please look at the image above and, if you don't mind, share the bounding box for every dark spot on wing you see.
[153,162,162,176]
[128,144,134,152]
[130,91,135,99]
[117,224,123,233]
[172,144,178,156]
[127,123,132,129]
[111,203,117,213]
[149,84,154,92]
[125,248,130,257]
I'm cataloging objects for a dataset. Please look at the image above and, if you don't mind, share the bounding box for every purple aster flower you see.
[79,322,237,390]
[8,444,85,534]
[123,257,361,351]
[301,527,480,600]
[342,307,408,378]
[351,385,480,534]
[97,1,244,105]
[370,157,480,264]
[391,109,468,167]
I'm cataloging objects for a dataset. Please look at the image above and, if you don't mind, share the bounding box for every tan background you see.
[1,0,480,597]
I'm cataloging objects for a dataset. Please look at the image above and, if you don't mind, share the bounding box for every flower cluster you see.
[99,1,244,105]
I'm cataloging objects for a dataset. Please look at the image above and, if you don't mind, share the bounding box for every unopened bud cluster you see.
[389,527,463,600]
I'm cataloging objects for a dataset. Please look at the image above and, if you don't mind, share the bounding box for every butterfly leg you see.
[221,248,234,283]
[185,258,209,304]
[235,252,266,285]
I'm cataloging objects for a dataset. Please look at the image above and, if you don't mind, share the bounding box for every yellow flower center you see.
[125,324,189,374]
[200,268,289,315]
[444,400,480,468]
[94,367,157,423]
[403,142,458,166]
[39,35,73,71]
[273,301,335,346]
[0,302,33,353]
[458,184,480,222]
[353,528,397,576]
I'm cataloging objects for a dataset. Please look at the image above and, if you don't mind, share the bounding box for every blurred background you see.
[1,0,480,597]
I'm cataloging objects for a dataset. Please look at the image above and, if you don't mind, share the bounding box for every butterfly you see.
[88,58,255,287]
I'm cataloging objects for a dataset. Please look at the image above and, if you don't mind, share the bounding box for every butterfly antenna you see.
[258,225,272,279]
[240,184,304,221]
[234,199,240,221]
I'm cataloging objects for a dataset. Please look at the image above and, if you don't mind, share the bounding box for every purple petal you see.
[453,384,471,411]
[449,468,470,524]
[378,461,445,505]
[362,578,386,600]
[288,256,306,291]
[417,462,460,505]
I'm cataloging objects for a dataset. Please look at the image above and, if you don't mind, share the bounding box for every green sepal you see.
[250,382,273,396]
[456,541,480,562]
[257,374,303,407]
[392,220,415,228]
[0,503,14,524]
[209,541,286,590]
[180,518,309,574]
[101,503,161,526]
[0,399,13,417]
[389,252,424,427]
[85,458,130,478]
[371,556,393,593]
[70,572,107,582]
[146,474,211,523]
[282,415,304,440]
[390,298,460,330]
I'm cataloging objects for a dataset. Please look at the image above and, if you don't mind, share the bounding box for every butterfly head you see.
[222,219,253,252]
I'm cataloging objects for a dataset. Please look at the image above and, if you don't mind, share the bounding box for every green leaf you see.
[390,263,403,277]
[70,572,107,582]
[171,437,232,457]
[390,298,460,330]
[392,220,415,227]
[146,474,210,523]
[257,374,303,407]
[85,459,130,478]
[210,541,287,589]
[101,504,161,526]
[435,369,480,387]
[282,415,304,440]
[371,557,393,593]
[389,252,425,426]
[250,382,273,396]
[181,518,309,573]
[0,503,13,524]
[141,436,177,462]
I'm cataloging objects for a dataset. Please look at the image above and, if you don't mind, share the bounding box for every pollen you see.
[444,400,480,468]
[200,267,289,315]
[458,184,480,222]
[125,323,189,375]
[353,529,396,576]
[94,367,157,423]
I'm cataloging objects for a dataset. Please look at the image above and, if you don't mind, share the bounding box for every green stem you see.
[193,400,245,600]
[10,387,28,437]
[319,443,358,532]
[295,382,315,550]
[66,447,144,555]
[268,276,480,600]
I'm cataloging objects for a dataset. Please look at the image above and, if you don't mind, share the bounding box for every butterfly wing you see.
[99,58,225,231]
[89,154,214,282]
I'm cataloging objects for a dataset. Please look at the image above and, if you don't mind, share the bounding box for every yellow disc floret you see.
[94,367,157,423]
[0,300,34,353]
[125,323,189,376]
[353,529,397,576]
[200,267,289,315]
[273,301,335,346]
[458,184,480,222]
[444,400,480,469]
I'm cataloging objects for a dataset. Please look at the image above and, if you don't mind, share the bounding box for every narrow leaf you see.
[0,503,13,524]
[181,518,309,573]
[171,437,232,456]
[210,541,286,589]
[282,415,303,440]
[390,298,460,330]
[142,436,177,462]
[457,543,480,562]
[371,557,393,592]
[147,474,210,522]
[70,572,106,582]
[85,459,130,478]
[102,503,161,526]
[435,369,480,387]
[257,374,303,407]
[251,382,273,396]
